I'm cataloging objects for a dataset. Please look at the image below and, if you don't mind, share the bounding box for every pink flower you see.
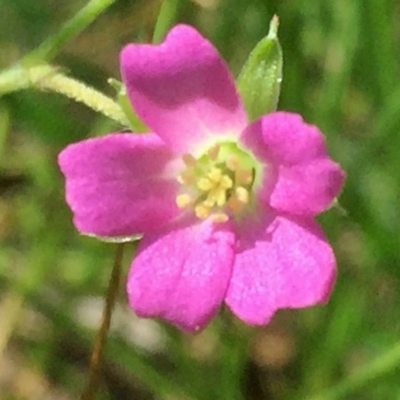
[58,25,345,332]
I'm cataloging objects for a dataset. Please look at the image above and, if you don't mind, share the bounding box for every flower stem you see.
[0,0,127,126]
[0,65,129,126]
[0,66,33,96]
[24,0,117,64]
[81,243,125,400]
[152,0,180,43]
[307,341,400,400]
[36,67,129,126]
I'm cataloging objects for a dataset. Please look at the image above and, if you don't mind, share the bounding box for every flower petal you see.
[241,111,328,165]
[120,24,247,153]
[225,212,336,325]
[268,159,344,215]
[241,112,345,215]
[58,133,180,237]
[127,218,236,331]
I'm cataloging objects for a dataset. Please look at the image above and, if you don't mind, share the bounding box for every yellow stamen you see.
[205,188,226,207]
[182,153,197,166]
[207,167,222,182]
[211,212,229,223]
[235,186,249,204]
[227,196,245,212]
[198,169,232,193]
[235,168,253,185]
[203,196,216,207]
[176,143,256,221]
[197,177,213,191]
[207,144,220,160]
[225,154,240,171]
[227,187,250,212]
[178,169,195,184]
[195,203,212,219]
[220,175,233,190]
[215,189,227,206]
[176,194,192,208]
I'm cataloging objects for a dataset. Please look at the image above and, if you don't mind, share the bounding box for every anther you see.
[178,169,195,185]
[176,194,192,208]
[235,187,249,204]
[211,212,229,223]
[207,144,220,160]
[225,154,240,171]
[195,203,212,219]
[182,153,197,166]
[227,196,244,212]
[227,187,250,212]
[235,168,253,185]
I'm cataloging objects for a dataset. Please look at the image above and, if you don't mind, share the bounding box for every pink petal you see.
[225,211,336,325]
[268,159,344,215]
[241,112,345,215]
[58,133,180,237]
[241,112,328,165]
[120,24,247,153]
[127,218,236,331]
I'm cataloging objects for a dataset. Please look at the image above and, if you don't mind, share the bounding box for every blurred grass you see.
[0,0,400,399]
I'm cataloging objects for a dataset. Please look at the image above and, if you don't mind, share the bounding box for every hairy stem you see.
[0,65,128,126]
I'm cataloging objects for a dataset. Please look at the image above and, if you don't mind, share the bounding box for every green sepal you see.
[237,15,283,121]
[85,232,143,243]
[108,78,149,132]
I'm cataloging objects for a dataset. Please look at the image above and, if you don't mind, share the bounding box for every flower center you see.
[175,142,257,223]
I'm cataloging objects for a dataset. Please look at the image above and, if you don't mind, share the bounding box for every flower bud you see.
[237,15,283,120]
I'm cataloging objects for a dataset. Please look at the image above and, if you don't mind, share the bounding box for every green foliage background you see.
[0,0,399,399]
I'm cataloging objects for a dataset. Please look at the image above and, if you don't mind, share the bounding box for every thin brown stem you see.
[81,243,125,400]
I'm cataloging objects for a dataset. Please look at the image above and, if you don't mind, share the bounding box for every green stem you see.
[0,0,126,125]
[0,66,33,96]
[0,65,128,126]
[152,0,180,43]
[307,342,400,400]
[81,244,125,400]
[217,310,249,400]
[24,0,117,64]
[37,68,129,126]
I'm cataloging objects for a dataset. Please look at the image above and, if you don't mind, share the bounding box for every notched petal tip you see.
[266,157,346,216]
[242,112,345,216]
[120,24,246,152]
[225,213,336,325]
[241,111,330,166]
[127,218,236,331]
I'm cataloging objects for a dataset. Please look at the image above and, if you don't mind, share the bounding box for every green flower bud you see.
[237,15,283,121]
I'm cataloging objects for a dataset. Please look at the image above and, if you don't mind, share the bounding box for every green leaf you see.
[237,15,283,120]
